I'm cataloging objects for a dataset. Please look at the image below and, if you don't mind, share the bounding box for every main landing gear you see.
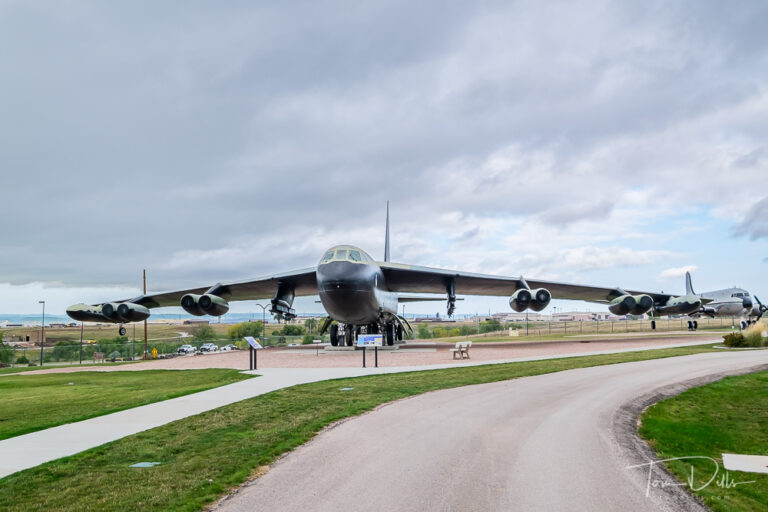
[119,324,127,336]
[687,320,698,331]
[328,322,403,347]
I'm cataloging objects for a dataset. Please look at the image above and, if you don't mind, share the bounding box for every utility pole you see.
[38,300,46,366]
[143,269,148,359]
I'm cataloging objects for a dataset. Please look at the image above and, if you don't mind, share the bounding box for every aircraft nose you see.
[743,298,753,309]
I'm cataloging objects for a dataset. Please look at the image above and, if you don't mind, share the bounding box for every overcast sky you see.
[1,0,767,316]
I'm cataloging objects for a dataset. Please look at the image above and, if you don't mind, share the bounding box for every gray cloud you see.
[1,0,767,301]
[733,197,768,240]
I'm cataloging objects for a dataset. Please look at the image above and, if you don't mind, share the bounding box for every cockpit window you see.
[321,251,335,263]
[349,250,361,262]
[335,249,348,260]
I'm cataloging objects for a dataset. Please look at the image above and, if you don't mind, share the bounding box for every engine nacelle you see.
[101,302,151,323]
[529,288,551,312]
[509,289,532,312]
[181,294,206,316]
[198,294,230,317]
[630,294,653,315]
[609,295,637,316]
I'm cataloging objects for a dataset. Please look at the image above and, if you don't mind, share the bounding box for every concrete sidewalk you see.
[0,339,716,479]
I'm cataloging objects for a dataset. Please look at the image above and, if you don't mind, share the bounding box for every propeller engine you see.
[754,296,768,321]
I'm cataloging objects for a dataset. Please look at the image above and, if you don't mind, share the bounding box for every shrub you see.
[190,324,216,341]
[742,321,768,347]
[227,321,263,340]
[302,334,314,345]
[0,343,13,364]
[723,333,747,347]
[15,355,29,365]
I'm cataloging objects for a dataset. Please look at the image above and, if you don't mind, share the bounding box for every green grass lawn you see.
[0,370,253,440]
[0,344,719,512]
[0,361,139,375]
[640,371,768,511]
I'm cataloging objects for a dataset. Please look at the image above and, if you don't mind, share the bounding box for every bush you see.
[190,324,216,341]
[723,333,746,347]
[0,343,13,364]
[227,321,263,340]
[743,321,768,347]
[417,323,432,339]
[276,325,305,336]
[15,355,29,365]
[302,334,314,345]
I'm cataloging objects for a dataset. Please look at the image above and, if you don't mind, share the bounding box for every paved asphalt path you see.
[217,350,768,512]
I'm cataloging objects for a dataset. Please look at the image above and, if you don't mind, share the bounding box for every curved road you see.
[217,350,768,512]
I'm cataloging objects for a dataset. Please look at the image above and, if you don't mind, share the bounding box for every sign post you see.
[244,336,263,370]
[356,334,383,368]
[312,339,322,356]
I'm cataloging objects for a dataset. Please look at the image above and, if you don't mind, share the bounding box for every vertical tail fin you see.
[384,200,390,262]
[685,271,695,295]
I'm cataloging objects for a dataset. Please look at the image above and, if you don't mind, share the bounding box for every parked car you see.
[220,344,239,351]
[200,343,218,352]
[178,344,196,354]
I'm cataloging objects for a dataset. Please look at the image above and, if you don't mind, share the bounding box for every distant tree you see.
[479,319,502,333]
[0,342,13,364]
[417,323,432,339]
[227,321,263,340]
[191,324,215,341]
[278,325,305,336]
[304,318,318,333]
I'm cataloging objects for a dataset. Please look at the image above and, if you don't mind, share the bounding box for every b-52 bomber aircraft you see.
[67,204,709,346]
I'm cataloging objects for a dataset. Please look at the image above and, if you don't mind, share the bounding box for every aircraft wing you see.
[379,262,673,303]
[122,267,318,309]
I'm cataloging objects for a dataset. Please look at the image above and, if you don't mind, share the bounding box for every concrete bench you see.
[450,341,472,359]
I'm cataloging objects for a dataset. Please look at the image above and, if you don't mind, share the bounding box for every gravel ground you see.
[14,333,720,375]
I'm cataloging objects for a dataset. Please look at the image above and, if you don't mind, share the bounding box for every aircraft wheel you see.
[330,324,339,347]
[345,324,354,346]
[687,320,693,331]
[740,320,747,330]
[396,323,403,341]
[650,320,656,330]
[119,326,127,336]
[693,320,698,330]
[386,324,395,346]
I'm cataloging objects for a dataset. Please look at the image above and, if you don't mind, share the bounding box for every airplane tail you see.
[384,200,390,262]
[685,271,695,295]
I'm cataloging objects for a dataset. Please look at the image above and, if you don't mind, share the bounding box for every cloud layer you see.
[1,1,767,313]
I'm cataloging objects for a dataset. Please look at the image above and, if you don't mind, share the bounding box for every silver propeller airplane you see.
[67,204,712,345]
[685,272,767,329]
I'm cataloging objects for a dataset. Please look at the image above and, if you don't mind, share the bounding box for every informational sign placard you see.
[312,339,322,344]
[244,336,263,350]
[357,334,383,347]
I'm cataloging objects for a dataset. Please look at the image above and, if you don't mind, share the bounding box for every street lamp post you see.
[255,304,270,346]
[38,300,45,366]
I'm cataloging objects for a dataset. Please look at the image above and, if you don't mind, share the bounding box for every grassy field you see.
[0,370,253,440]
[0,344,719,511]
[640,371,768,511]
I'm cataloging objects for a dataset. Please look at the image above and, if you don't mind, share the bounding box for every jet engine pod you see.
[116,303,151,322]
[529,288,551,312]
[630,294,654,315]
[509,289,532,312]
[198,294,229,317]
[181,294,206,316]
[101,303,124,322]
[609,295,637,316]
